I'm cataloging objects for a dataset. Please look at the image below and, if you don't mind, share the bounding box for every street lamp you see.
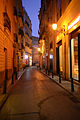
[52,23,57,30]
[52,23,63,83]
[38,47,40,52]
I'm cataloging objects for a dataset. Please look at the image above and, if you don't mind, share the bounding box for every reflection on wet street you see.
[0,67,80,120]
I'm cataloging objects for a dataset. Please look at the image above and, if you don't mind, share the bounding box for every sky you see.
[22,0,41,37]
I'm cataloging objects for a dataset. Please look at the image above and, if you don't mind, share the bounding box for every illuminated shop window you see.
[71,37,79,80]
[59,45,62,72]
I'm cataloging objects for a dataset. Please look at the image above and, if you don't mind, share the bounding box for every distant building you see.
[23,7,32,66]
[32,36,39,66]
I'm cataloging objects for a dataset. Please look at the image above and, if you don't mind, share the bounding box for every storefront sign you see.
[68,13,80,32]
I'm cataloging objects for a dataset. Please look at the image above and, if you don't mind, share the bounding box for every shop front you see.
[68,13,80,81]
[25,54,29,66]
[70,28,80,81]
[29,56,32,66]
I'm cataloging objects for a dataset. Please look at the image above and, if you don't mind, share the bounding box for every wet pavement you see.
[0,67,80,120]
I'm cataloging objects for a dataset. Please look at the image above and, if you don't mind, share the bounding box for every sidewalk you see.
[40,69,80,102]
[0,68,26,110]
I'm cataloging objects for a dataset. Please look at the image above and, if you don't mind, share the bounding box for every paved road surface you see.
[0,67,80,120]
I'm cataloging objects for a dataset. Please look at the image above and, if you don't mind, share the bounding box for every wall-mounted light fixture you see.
[52,23,65,36]
[52,23,57,30]
[38,47,40,52]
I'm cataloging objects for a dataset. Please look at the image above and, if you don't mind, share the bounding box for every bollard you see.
[3,79,7,94]
[52,72,53,78]
[59,72,61,83]
[48,70,50,75]
[12,74,14,84]
[15,71,17,80]
[46,68,47,74]
[40,67,41,71]
[71,78,74,92]
[3,70,7,94]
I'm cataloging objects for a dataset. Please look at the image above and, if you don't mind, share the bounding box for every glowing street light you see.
[38,48,40,52]
[52,23,57,30]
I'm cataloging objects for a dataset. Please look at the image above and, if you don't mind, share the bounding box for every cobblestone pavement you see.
[0,67,80,120]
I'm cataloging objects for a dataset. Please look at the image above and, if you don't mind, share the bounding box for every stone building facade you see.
[0,0,27,93]
[23,8,32,66]
[39,0,80,82]
[32,36,39,66]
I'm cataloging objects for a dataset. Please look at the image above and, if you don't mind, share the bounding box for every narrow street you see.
[0,67,80,120]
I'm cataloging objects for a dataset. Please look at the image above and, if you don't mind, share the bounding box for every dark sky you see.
[22,0,41,37]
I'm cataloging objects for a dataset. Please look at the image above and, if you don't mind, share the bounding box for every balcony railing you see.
[14,33,18,42]
[18,11,23,22]
[18,28,24,37]
[3,12,11,32]
[21,43,25,50]
[13,7,17,16]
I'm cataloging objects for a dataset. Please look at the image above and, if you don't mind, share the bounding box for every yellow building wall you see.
[56,0,80,79]
[0,0,18,88]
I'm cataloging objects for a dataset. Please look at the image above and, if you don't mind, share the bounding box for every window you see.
[13,7,17,16]
[3,12,11,32]
[60,0,62,17]
[14,33,18,42]
[50,42,53,49]
[71,37,79,80]
[56,0,62,21]
[68,0,71,4]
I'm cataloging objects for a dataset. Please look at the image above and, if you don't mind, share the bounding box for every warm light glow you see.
[25,55,28,60]
[68,15,80,30]
[50,54,53,59]
[30,56,32,59]
[38,48,40,51]
[46,53,48,56]
[52,23,57,30]
[43,56,45,58]
[73,25,77,29]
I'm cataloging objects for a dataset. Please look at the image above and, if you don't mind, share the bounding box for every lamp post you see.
[52,23,74,91]
[52,23,62,83]
[51,24,57,78]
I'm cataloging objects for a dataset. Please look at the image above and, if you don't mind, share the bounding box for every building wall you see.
[0,0,24,92]
[39,0,80,80]
[23,8,32,66]
[56,0,80,79]
[32,36,39,65]
[0,0,18,89]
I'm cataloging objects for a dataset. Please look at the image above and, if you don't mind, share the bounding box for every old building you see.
[0,0,27,93]
[23,7,32,66]
[39,0,80,82]
[17,0,25,70]
[0,0,19,93]
[32,36,39,66]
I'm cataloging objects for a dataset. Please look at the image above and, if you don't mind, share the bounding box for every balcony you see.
[3,12,11,32]
[25,45,32,54]
[13,7,17,16]
[14,33,18,43]
[18,11,24,22]
[18,28,24,37]
[21,43,25,50]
